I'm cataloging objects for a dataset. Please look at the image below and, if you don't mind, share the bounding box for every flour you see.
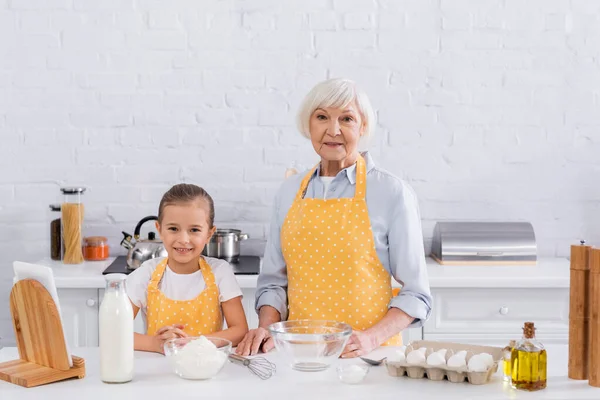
[171,336,228,380]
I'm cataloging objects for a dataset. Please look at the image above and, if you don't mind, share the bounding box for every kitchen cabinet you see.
[57,287,570,348]
[57,288,100,347]
[423,288,569,346]
[59,288,144,348]
[58,288,260,346]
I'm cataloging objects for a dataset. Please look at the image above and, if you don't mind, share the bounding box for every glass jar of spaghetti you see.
[83,236,110,261]
[61,187,86,264]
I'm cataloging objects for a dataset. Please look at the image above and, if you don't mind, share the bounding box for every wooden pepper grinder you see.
[589,248,600,387]
[569,241,591,380]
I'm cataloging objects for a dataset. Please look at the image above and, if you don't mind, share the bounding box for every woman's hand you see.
[153,324,187,354]
[340,308,414,358]
[340,330,378,358]
[235,327,274,356]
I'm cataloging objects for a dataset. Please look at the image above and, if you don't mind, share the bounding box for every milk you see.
[100,274,134,383]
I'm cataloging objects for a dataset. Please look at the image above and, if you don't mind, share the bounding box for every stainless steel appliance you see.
[120,216,167,270]
[430,221,537,265]
[203,229,249,263]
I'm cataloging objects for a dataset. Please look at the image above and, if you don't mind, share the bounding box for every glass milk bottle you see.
[100,274,134,383]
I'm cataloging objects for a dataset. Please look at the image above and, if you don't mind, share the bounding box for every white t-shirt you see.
[126,256,243,330]
[320,176,335,199]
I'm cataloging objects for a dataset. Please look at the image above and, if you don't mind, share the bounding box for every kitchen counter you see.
[38,257,570,289]
[1,344,597,399]
[36,257,262,289]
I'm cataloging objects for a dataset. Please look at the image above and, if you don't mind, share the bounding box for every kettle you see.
[120,216,167,270]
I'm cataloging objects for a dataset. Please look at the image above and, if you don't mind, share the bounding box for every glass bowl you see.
[163,336,231,380]
[268,320,352,372]
[337,364,370,384]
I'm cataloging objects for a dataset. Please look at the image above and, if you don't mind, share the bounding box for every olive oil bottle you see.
[511,322,547,391]
[502,340,516,382]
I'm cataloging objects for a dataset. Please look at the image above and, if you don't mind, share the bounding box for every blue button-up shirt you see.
[255,152,432,327]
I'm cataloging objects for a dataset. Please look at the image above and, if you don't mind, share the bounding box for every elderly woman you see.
[237,78,432,358]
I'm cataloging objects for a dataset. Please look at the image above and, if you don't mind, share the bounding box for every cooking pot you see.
[203,229,249,263]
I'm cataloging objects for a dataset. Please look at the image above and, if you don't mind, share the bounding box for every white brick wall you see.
[1,0,599,344]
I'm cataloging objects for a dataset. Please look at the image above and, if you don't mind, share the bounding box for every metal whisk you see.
[229,354,276,380]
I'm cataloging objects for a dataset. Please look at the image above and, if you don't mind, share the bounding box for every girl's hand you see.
[154,324,187,354]
[340,330,378,358]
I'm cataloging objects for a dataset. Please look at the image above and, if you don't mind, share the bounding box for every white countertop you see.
[0,344,596,399]
[36,257,262,289]
[425,257,570,288]
[37,257,570,290]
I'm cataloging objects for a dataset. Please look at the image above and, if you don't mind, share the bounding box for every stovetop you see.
[102,255,261,275]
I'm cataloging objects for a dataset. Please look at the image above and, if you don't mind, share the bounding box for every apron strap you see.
[148,258,168,291]
[354,154,367,200]
[198,257,217,287]
[296,163,319,201]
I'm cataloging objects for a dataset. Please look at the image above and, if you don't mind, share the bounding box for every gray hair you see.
[296,78,376,147]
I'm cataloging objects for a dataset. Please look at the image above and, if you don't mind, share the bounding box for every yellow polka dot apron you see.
[146,257,223,336]
[282,155,403,346]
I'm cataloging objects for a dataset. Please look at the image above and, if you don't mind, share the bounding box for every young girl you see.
[127,183,248,353]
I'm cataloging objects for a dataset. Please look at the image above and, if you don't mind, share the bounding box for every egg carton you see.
[384,340,503,385]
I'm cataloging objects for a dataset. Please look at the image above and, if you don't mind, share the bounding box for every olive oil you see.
[511,322,547,391]
[503,358,511,379]
[502,340,516,382]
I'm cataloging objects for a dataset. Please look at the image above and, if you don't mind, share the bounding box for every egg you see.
[406,349,427,365]
[447,350,467,368]
[467,354,489,372]
[417,347,428,354]
[426,352,446,366]
[477,352,494,368]
[397,345,407,356]
[436,349,448,358]
[388,350,406,363]
[454,350,467,359]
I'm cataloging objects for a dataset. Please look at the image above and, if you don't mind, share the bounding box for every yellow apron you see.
[146,257,223,336]
[281,155,402,346]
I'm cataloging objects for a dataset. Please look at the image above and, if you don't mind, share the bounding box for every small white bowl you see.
[337,364,369,384]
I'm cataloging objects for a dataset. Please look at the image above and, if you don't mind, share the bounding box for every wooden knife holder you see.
[0,279,85,388]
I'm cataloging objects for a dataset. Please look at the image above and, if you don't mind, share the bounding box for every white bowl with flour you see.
[164,336,231,380]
